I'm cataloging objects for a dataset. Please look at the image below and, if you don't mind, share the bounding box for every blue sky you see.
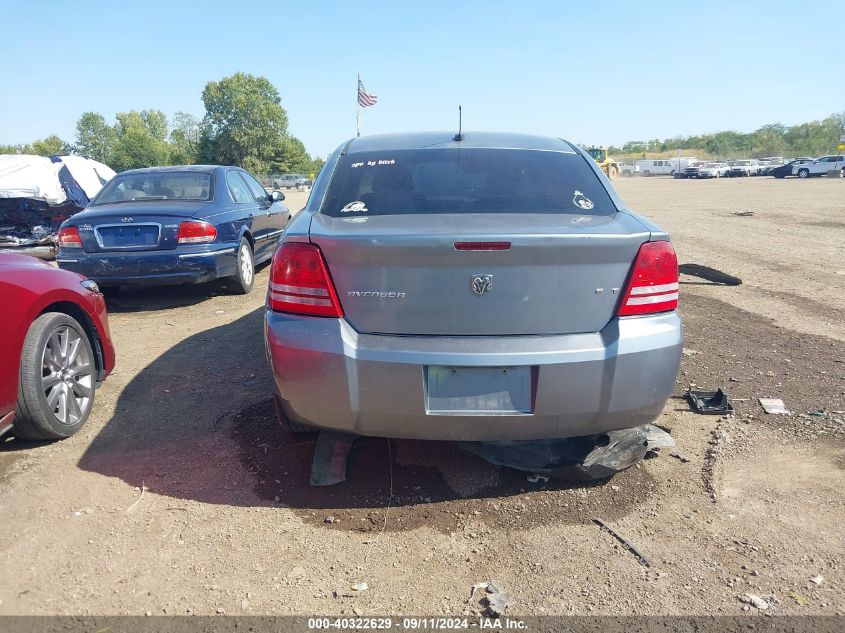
[2,1,842,158]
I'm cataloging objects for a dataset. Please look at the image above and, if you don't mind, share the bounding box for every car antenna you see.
[453,106,464,142]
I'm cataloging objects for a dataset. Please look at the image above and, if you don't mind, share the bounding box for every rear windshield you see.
[93,171,212,205]
[320,149,616,217]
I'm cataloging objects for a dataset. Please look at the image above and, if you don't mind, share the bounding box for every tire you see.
[13,313,97,440]
[797,168,809,179]
[607,165,618,179]
[226,238,254,295]
[642,170,651,177]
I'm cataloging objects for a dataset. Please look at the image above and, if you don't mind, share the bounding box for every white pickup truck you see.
[795,155,845,178]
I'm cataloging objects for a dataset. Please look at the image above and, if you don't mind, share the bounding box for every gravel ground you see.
[0,178,842,617]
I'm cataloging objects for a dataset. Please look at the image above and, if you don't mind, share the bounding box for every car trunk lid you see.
[310,212,650,336]
[73,202,210,253]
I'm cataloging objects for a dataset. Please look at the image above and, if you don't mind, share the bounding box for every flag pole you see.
[356,74,361,137]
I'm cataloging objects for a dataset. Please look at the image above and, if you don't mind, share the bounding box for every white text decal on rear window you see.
[350,159,396,168]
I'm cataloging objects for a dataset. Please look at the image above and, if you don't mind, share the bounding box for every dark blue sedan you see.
[55,165,288,294]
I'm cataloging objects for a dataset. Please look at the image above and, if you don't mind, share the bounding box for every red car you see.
[0,253,115,440]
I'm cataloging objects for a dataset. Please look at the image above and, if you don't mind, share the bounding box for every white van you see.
[636,159,673,176]
[636,157,698,176]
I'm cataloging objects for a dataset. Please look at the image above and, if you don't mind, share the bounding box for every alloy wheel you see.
[240,244,254,286]
[41,325,93,426]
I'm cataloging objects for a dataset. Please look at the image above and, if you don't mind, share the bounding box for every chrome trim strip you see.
[56,258,79,263]
[178,247,237,258]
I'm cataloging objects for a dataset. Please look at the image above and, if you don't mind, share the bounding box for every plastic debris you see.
[670,450,691,463]
[593,517,651,567]
[310,430,358,486]
[759,398,790,415]
[460,424,674,481]
[688,388,735,415]
[467,580,512,617]
[678,263,742,286]
[810,575,824,586]
[351,582,368,592]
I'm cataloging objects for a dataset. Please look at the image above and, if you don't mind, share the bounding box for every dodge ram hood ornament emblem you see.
[471,274,492,295]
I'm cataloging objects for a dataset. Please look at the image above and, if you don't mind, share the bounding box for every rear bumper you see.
[264,312,683,441]
[56,244,238,286]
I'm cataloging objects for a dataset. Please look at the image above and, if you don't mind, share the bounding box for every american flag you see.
[358,79,378,107]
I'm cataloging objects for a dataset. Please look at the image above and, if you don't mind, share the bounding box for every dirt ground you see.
[0,178,843,617]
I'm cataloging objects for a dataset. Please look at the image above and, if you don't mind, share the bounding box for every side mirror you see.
[271,190,285,202]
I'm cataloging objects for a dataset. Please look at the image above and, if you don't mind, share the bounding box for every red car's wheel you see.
[14,312,96,440]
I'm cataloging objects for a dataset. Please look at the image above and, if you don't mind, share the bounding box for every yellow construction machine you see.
[587,146,619,179]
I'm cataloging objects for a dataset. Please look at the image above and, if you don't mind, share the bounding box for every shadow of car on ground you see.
[77,308,654,533]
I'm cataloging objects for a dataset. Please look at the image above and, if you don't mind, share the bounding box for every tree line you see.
[0,73,325,177]
[608,112,845,160]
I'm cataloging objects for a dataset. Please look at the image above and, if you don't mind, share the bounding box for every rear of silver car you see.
[264,134,682,441]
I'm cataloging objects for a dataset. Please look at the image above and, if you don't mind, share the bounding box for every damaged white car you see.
[0,154,115,256]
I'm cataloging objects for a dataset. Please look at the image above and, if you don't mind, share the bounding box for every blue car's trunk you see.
[74,202,210,253]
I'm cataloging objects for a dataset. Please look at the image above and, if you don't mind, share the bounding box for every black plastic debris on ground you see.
[679,263,742,286]
[459,424,675,481]
[687,388,734,415]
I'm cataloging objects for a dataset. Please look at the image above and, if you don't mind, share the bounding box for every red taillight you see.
[268,243,343,318]
[177,221,217,244]
[57,226,82,248]
[454,241,511,251]
[617,241,679,316]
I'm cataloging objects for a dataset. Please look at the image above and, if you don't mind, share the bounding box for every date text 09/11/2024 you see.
[306,617,527,629]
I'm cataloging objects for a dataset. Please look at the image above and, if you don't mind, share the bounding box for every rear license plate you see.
[424,366,535,415]
[95,224,160,249]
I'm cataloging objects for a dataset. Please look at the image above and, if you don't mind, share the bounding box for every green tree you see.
[31,134,67,156]
[169,112,200,164]
[0,142,29,154]
[199,72,289,172]
[75,112,116,164]
[111,110,172,171]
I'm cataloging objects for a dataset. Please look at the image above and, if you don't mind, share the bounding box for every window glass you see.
[320,148,617,217]
[241,171,270,203]
[227,171,252,203]
[93,172,212,205]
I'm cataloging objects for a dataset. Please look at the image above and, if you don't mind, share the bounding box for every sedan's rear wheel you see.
[226,238,254,294]
[13,313,96,440]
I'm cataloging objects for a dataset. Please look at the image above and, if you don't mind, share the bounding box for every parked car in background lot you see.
[678,161,706,178]
[695,162,729,178]
[265,132,683,441]
[274,174,312,189]
[55,165,288,295]
[727,160,759,177]
[0,253,115,440]
[795,155,845,178]
[769,158,813,178]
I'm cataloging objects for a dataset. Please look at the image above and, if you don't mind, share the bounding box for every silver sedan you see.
[264,132,682,441]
